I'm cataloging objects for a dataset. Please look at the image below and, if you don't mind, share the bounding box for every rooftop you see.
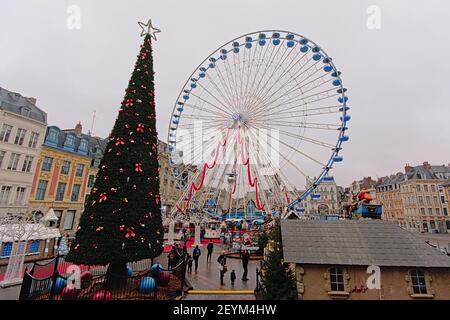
[0,86,47,124]
[281,219,450,268]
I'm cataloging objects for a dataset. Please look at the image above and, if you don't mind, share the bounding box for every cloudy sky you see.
[1,0,449,187]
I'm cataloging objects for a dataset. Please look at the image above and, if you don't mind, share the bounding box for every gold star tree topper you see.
[138,19,161,40]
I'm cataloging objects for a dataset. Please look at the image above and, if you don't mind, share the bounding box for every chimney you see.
[404,163,413,173]
[27,97,37,105]
[74,122,82,136]
[423,161,431,170]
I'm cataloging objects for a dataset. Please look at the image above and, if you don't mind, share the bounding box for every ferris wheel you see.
[167,30,350,219]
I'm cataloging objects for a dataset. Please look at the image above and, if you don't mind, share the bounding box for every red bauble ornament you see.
[61,286,79,300]
[91,290,111,300]
[158,271,171,286]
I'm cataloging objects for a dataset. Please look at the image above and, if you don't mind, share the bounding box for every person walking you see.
[192,245,201,273]
[206,240,214,263]
[230,270,236,286]
[217,250,227,266]
[219,258,227,286]
[187,253,193,274]
[168,250,175,271]
[242,250,250,281]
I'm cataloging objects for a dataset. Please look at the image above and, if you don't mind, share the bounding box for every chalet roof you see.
[281,220,450,268]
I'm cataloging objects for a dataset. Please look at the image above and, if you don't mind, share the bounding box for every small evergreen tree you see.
[259,224,297,300]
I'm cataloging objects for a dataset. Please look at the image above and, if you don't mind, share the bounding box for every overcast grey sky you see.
[1,0,449,187]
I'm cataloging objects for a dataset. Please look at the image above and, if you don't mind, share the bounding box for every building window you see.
[431,185,436,192]
[14,187,26,205]
[61,160,71,175]
[63,210,76,230]
[7,153,20,170]
[14,128,27,146]
[21,155,34,172]
[329,267,345,292]
[53,210,62,228]
[75,164,84,177]
[444,208,448,216]
[88,174,95,188]
[424,185,428,192]
[55,183,66,201]
[418,196,423,205]
[28,132,40,148]
[1,242,12,257]
[71,184,81,202]
[29,241,39,254]
[42,157,53,172]
[416,185,421,192]
[0,186,12,204]
[435,208,440,215]
[0,150,5,168]
[0,124,13,142]
[35,180,48,200]
[410,270,427,294]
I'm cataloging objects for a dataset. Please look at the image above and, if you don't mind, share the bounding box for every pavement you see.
[178,243,259,300]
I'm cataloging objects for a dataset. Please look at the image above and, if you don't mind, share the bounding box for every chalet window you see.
[329,267,345,291]
[1,242,12,257]
[410,270,427,294]
[29,241,39,254]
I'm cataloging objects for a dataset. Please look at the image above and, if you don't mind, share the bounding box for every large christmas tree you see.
[66,21,163,270]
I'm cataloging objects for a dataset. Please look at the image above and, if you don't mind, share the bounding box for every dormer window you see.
[20,107,31,117]
[65,134,75,146]
[79,139,88,150]
[47,128,58,142]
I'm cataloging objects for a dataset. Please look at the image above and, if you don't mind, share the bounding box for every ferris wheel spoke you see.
[213,62,239,109]
[244,42,283,111]
[245,45,304,114]
[254,124,336,149]
[244,43,290,114]
[241,41,273,111]
[251,65,332,119]
[188,90,234,117]
[250,52,310,107]
[246,47,315,115]
[252,62,327,115]
[197,74,235,111]
[247,122,328,167]
[259,104,343,120]
[244,129,298,208]
[183,103,230,119]
[259,86,341,116]
[222,56,242,112]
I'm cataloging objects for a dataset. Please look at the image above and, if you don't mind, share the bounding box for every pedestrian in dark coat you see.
[192,245,201,273]
[206,240,214,263]
[230,270,236,286]
[242,250,250,281]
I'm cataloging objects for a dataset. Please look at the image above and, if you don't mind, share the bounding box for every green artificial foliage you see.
[259,224,297,300]
[66,34,163,265]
